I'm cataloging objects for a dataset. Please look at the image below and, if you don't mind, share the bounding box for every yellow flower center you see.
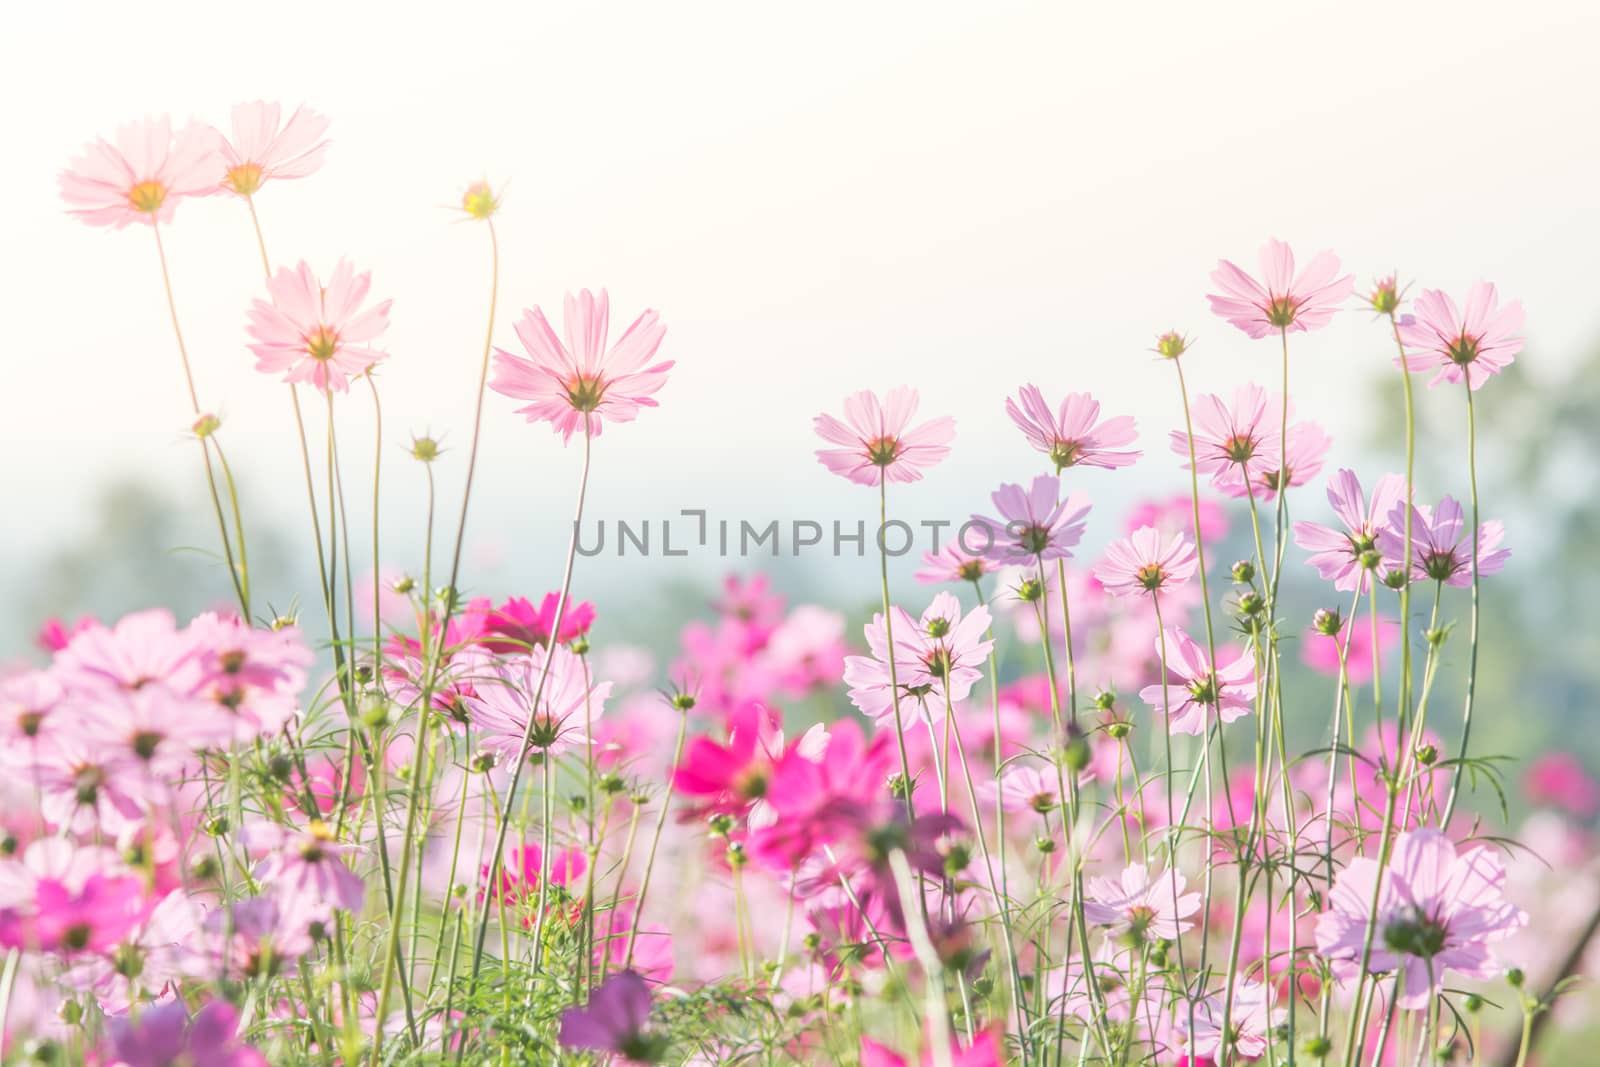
[127,180,168,213]
[565,375,606,412]
[226,162,264,196]
[306,326,340,362]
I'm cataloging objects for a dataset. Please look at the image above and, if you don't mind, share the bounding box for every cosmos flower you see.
[1207,238,1354,338]
[1315,828,1527,1008]
[250,820,366,930]
[1183,979,1281,1061]
[59,116,219,228]
[213,101,331,196]
[558,971,666,1064]
[106,999,267,1067]
[1095,526,1198,599]
[1083,863,1201,941]
[980,763,1062,815]
[1377,496,1510,588]
[1293,469,1408,592]
[465,645,612,761]
[491,289,672,442]
[814,387,955,485]
[1169,385,1281,500]
[1139,628,1256,736]
[914,542,993,586]
[970,475,1091,564]
[843,594,992,727]
[1397,282,1524,390]
[1004,387,1140,471]
[246,259,392,392]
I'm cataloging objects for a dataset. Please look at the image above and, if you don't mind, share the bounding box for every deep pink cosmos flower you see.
[814,387,956,486]
[481,593,597,653]
[465,645,612,762]
[859,1030,1001,1067]
[213,100,331,196]
[1183,979,1281,1061]
[747,720,896,870]
[247,259,392,393]
[1315,828,1527,1008]
[1293,469,1408,593]
[491,289,672,442]
[1378,496,1510,588]
[1095,526,1197,599]
[1397,283,1524,390]
[673,702,793,823]
[60,116,219,228]
[35,615,95,653]
[1083,863,1201,942]
[1004,386,1140,471]
[481,844,587,912]
[970,475,1090,564]
[1302,615,1399,687]
[0,840,148,956]
[107,999,267,1067]
[1139,628,1255,736]
[558,971,665,1064]
[1524,753,1600,819]
[1207,238,1355,338]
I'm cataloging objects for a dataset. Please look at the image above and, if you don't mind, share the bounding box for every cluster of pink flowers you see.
[40,97,1561,1067]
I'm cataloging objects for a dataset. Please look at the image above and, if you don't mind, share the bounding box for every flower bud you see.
[1106,720,1132,741]
[410,435,441,463]
[1302,1035,1332,1059]
[470,748,498,773]
[1017,578,1044,603]
[1506,967,1525,988]
[1369,274,1401,315]
[391,575,416,595]
[1231,560,1255,584]
[1034,836,1056,854]
[1383,568,1409,590]
[1237,591,1264,617]
[599,772,627,795]
[461,180,501,220]
[708,813,735,838]
[1313,608,1343,636]
[192,412,221,438]
[943,843,972,877]
[1060,724,1092,774]
[670,692,697,712]
[1464,993,1484,1014]
[1416,743,1438,766]
[1154,331,1190,360]
[1093,689,1117,711]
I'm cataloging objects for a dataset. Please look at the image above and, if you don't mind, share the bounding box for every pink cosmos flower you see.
[814,387,956,485]
[915,542,992,585]
[0,670,62,746]
[247,259,392,393]
[1095,526,1197,599]
[673,703,792,823]
[843,594,993,727]
[1524,753,1600,819]
[0,840,147,956]
[465,645,612,762]
[859,1030,1001,1067]
[1245,419,1330,502]
[481,844,587,912]
[970,475,1090,564]
[764,606,849,696]
[1207,238,1355,338]
[59,116,219,228]
[214,100,331,196]
[1302,615,1399,687]
[1169,385,1282,500]
[35,616,95,653]
[1124,494,1228,547]
[1397,283,1524,391]
[980,763,1062,815]
[186,613,312,740]
[748,720,897,870]
[558,971,664,1064]
[107,999,267,1067]
[1004,386,1140,471]
[1315,828,1527,1008]
[1140,628,1255,736]
[1184,979,1281,1061]
[250,820,366,930]
[1293,469,1408,592]
[481,593,597,653]
[1083,863,1201,941]
[491,289,672,442]
[31,734,152,836]
[1378,496,1510,588]
[54,608,197,694]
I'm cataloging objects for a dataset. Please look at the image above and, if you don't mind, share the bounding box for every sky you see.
[3,0,1598,637]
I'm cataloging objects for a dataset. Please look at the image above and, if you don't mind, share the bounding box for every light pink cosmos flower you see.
[1169,385,1281,500]
[1139,628,1256,736]
[1004,386,1140,471]
[1243,419,1330,502]
[1378,496,1510,588]
[980,763,1062,815]
[915,542,992,586]
[1083,863,1201,941]
[1095,526,1197,599]
[1397,282,1524,391]
[970,475,1091,564]
[843,594,992,726]
[247,259,392,393]
[1315,828,1528,1008]
[0,670,62,748]
[465,645,612,762]
[1207,238,1355,338]
[250,820,366,930]
[214,100,331,196]
[1184,979,1282,1061]
[1293,469,1408,592]
[59,116,219,228]
[814,387,955,485]
[54,608,197,694]
[491,289,672,442]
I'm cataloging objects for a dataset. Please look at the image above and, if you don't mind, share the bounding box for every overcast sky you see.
[3,1,1596,628]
